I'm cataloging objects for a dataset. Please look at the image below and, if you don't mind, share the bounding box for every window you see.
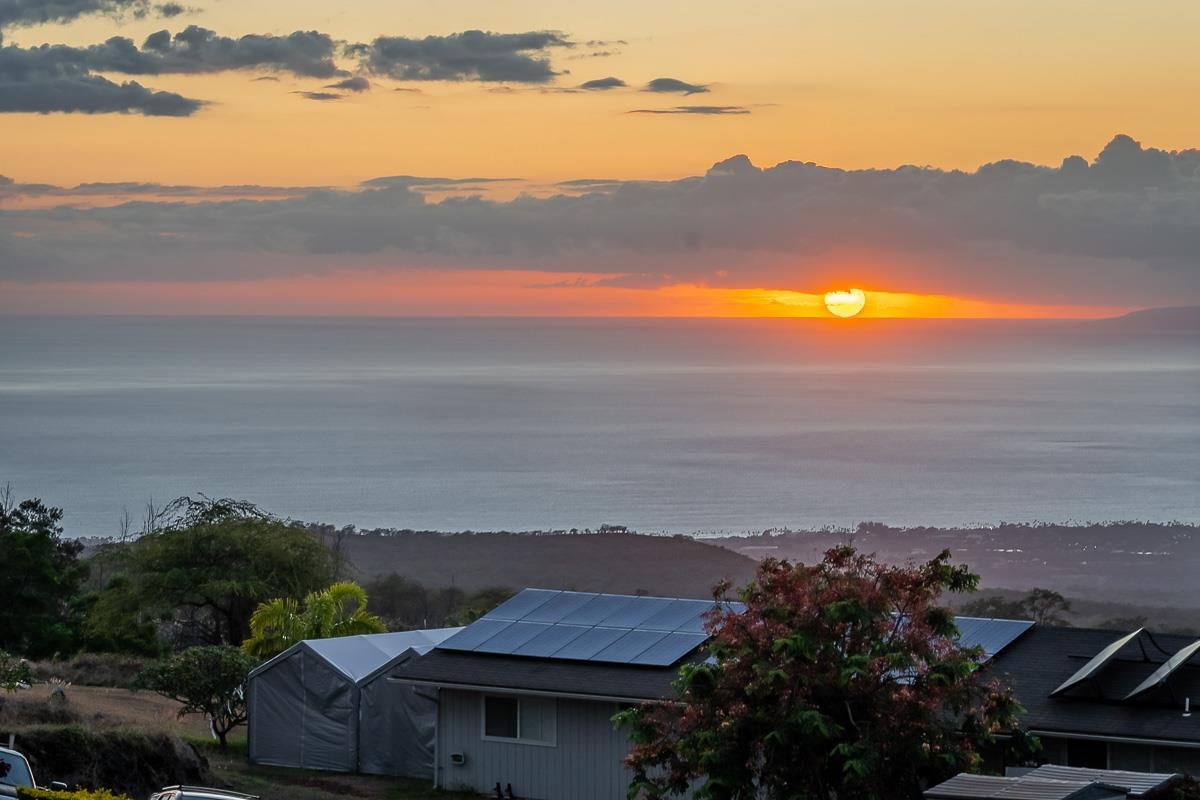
[481,695,556,745]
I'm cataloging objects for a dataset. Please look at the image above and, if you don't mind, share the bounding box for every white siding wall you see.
[437,689,637,800]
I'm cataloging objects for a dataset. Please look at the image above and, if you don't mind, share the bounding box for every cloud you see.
[629,105,748,115]
[0,25,346,115]
[295,90,340,101]
[3,135,1198,307]
[643,77,708,95]
[0,73,201,115]
[325,75,369,92]
[154,2,186,17]
[0,0,147,28]
[350,30,572,83]
[579,76,624,90]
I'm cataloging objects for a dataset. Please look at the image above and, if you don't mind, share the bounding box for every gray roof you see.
[248,628,463,683]
[389,647,694,701]
[1024,766,1180,797]
[925,774,1124,800]
[981,626,1200,745]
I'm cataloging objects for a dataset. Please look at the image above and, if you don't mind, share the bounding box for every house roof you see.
[388,648,692,702]
[924,774,1125,800]
[248,627,463,683]
[981,626,1200,746]
[1023,766,1180,797]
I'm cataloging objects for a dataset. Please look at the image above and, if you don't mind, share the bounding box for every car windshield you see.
[0,753,34,787]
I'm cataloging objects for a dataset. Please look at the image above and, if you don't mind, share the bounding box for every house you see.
[925,765,1181,799]
[246,627,461,777]
[981,626,1200,775]
[388,587,1034,800]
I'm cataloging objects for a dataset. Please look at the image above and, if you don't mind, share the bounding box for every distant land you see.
[303,522,1199,629]
[1098,304,1200,330]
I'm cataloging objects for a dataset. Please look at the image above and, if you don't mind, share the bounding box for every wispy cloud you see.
[350,30,573,83]
[629,105,748,115]
[642,77,709,95]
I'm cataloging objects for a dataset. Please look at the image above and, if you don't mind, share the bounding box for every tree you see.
[242,581,387,658]
[1,649,34,692]
[619,547,1032,800]
[0,489,87,657]
[135,645,257,748]
[1021,588,1071,626]
[88,497,336,649]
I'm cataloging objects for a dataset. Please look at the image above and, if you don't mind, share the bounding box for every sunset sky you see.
[2,0,1199,317]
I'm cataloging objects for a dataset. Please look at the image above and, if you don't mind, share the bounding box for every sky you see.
[1,0,1199,317]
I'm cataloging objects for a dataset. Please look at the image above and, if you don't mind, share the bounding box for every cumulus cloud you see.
[3,135,1198,307]
[643,77,708,95]
[350,30,572,83]
[0,0,147,27]
[629,105,748,115]
[0,25,347,115]
[154,2,186,17]
[579,76,624,90]
[325,75,369,92]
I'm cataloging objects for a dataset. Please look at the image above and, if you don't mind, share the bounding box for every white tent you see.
[247,628,461,776]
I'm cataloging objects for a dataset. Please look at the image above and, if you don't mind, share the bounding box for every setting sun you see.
[823,289,868,318]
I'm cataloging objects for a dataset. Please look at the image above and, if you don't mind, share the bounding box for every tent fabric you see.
[247,628,461,777]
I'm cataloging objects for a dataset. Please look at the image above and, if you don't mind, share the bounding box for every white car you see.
[0,746,67,797]
[148,787,260,800]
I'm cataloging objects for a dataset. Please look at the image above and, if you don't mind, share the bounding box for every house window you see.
[481,695,556,745]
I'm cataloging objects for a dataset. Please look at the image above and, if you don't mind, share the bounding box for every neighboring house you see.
[925,765,1181,799]
[983,626,1200,775]
[389,588,1033,800]
[246,627,461,777]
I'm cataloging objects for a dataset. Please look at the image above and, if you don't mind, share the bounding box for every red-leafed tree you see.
[617,546,1033,800]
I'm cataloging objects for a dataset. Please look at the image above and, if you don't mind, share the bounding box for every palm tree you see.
[243,581,386,658]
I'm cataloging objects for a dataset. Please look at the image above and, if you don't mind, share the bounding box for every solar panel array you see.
[437,589,734,667]
[1124,638,1200,701]
[436,590,1037,669]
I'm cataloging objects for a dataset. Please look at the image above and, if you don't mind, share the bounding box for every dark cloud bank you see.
[2,135,1197,307]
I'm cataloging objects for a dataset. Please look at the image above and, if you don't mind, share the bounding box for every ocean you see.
[1,316,1196,538]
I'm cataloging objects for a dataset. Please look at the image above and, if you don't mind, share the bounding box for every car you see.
[0,746,68,797]
[148,787,260,800]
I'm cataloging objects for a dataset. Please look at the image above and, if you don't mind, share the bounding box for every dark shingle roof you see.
[981,626,1200,744]
[388,648,688,701]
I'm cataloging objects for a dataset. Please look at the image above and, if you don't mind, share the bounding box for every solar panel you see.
[596,597,676,629]
[953,616,1034,660]
[472,621,553,655]
[481,589,559,621]
[552,626,629,660]
[511,624,591,657]
[1123,638,1200,701]
[641,598,716,632]
[558,594,638,626]
[1050,628,1144,697]
[438,618,514,652]
[591,629,670,663]
[630,632,711,666]
[521,592,599,623]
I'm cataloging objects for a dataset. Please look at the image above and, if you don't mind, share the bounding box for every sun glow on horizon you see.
[823,289,868,318]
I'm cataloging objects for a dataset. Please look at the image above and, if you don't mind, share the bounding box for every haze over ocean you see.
[2,316,1196,538]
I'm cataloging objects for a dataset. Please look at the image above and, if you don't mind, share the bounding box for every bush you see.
[17,789,133,800]
[29,654,150,689]
[11,725,211,799]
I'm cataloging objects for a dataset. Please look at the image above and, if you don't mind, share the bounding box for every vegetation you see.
[2,649,35,692]
[618,546,1033,800]
[243,581,388,659]
[135,645,257,748]
[87,497,337,650]
[363,574,513,629]
[959,587,1072,625]
[0,490,87,657]
[17,789,133,800]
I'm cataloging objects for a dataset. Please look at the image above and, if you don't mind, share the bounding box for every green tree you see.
[88,497,336,649]
[243,581,387,658]
[1,649,34,692]
[0,490,87,657]
[1021,588,1072,626]
[135,645,256,748]
[618,547,1033,800]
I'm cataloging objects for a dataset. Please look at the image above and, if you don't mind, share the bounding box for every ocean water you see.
[1,316,1196,538]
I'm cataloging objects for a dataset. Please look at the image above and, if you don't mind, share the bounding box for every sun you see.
[823,288,867,318]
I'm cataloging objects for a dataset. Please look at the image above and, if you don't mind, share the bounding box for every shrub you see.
[18,789,133,800]
[29,654,151,689]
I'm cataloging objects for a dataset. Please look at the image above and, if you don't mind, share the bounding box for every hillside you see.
[333,529,758,597]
